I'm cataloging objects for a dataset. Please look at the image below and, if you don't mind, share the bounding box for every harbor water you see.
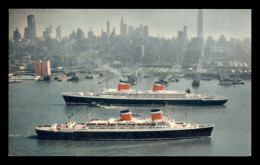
[8,76,251,156]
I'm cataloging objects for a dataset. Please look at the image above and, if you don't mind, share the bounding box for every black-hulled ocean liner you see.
[62,80,227,106]
[36,109,214,140]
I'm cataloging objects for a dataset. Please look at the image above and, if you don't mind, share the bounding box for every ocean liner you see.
[62,80,227,106]
[35,109,214,140]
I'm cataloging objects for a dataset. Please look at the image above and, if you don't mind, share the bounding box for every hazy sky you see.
[9,9,251,41]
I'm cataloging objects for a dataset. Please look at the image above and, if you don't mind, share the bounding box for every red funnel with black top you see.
[120,109,132,121]
[151,109,163,120]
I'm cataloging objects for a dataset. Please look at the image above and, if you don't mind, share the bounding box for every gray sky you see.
[9,9,251,41]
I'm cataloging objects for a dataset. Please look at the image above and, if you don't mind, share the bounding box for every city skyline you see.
[9,9,251,41]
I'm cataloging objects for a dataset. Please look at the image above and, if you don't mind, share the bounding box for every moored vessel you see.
[35,109,214,140]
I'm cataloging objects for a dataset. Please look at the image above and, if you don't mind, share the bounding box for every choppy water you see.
[8,76,251,156]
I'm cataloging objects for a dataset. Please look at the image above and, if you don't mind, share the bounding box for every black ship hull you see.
[36,126,214,140]
[63,95,227,106]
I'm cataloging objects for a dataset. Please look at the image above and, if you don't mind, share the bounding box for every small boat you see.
[143,75,150,78]
[219,81,233,85]
[185,88,191,94]
[89,102,105,108]
[9,80,22,83]
[233,81,244,85]
[38,77,44,81]
[232,79,244,85]
[201,77,211,81]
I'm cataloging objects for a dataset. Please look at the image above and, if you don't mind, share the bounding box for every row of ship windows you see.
[86,126,170,130]
[107,93,186,98]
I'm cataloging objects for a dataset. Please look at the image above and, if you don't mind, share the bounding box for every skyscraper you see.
[56,26,62,40]
[176,26,188,64]
[43,27,50,39]
[143,25,149,38]
[76,28,85,42]
[197,9,204,56]
[88,28,96,43]
[113,27,116,34]
[128,26,134,36]
[13,28,22,42]
[110,27,116,38]
[183,26,187,39]
[206,36,215,47]
[197,9,203,39]
[49,25,52,38]
[27,15,36,39]
[120,17,127,37]
[24,27,29,39]
[107,20,110,35]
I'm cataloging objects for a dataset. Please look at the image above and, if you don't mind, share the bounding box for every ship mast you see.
[86,105,90,121]
[68,115,72,128]
[163,101,169,121]
[185,112,188,127]
[96,75,117,92]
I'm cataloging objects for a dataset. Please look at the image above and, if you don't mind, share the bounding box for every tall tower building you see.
[110,27,116,37]
[56,26,62,40]
[120,18,123,36]
[113,27,116,34]
[49,25,52,38]
[13,28,22,42]
[101,28,104,36]
[120,17,127,37]
[141,44,145,57]
[183,25,188,46]
[143,25,149,38]
[24,27,30,39]
[76,28,85,42]
[176,26,188,64]
[197,9,204,57]
[88,28,96,43]
[128,26,134,36]
[27,15,36,39]
[107,20,110,35]
[183,26,187,39]
[197,9,203,39]
[43,27,50,39]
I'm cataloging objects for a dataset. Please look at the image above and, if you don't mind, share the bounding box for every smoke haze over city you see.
[9,9,251,41]
[9,8,251,79]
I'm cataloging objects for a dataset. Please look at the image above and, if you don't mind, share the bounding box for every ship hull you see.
[63,95,227,106]
[36,126,214,140]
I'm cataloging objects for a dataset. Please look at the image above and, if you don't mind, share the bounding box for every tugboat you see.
[232,78,244,85]
[35,109,214,140]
